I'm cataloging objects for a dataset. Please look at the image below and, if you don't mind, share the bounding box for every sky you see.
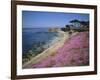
[22,11,89,28]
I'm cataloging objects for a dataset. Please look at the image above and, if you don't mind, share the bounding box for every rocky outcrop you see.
[48,28,61,32]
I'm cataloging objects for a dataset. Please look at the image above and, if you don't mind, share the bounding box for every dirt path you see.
[23,31,78,68]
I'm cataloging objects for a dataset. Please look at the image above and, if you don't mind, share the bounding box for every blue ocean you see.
[22,28,59,54]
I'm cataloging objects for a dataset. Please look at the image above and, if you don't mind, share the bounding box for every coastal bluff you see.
[48,28,61,32]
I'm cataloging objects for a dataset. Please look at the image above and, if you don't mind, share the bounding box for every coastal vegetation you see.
[22,19,89,68]
[31,32,89,68]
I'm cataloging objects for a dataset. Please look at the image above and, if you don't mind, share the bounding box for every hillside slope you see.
[23,32,89,68]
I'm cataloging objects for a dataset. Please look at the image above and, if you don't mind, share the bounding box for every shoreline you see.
[23,31,78,68]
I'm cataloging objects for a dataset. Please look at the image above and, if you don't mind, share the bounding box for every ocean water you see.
[22,28,59,54]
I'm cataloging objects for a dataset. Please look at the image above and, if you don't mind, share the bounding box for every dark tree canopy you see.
[61,28,67,32]
[70,19,80,23]
[80,21,89,26]
[65,25,70,31]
